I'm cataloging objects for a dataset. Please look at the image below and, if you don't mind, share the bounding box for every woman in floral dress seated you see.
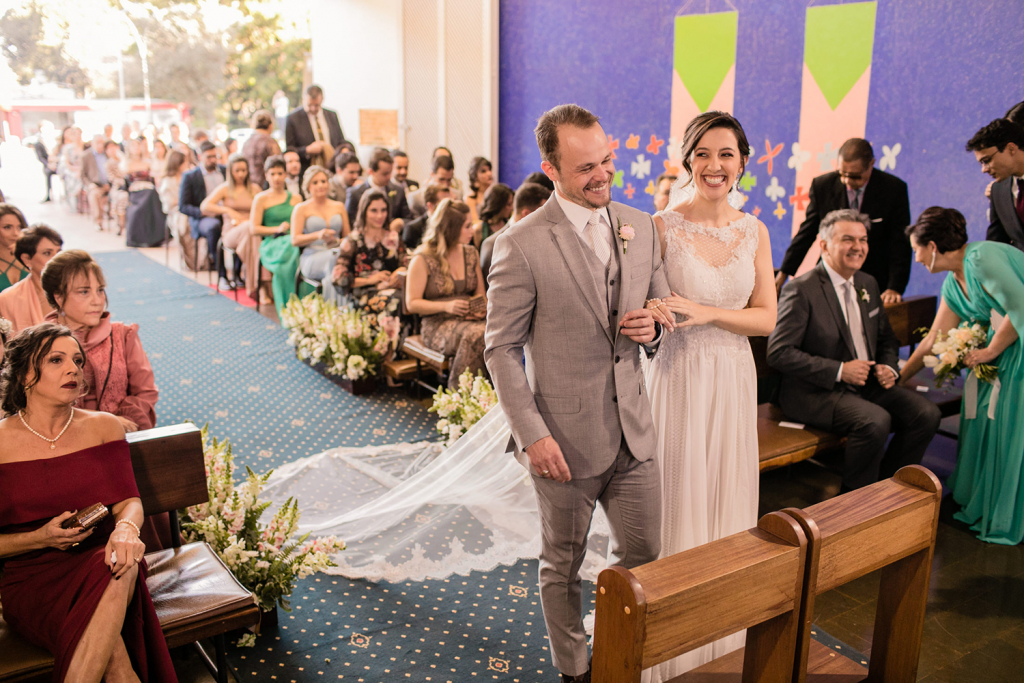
[405,199,487,388]
[0,324,177,683]
[328,188,408,325]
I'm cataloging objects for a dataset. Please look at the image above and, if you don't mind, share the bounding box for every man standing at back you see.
[286,84,347,179]
[485,104,670,683]
[775,138,911,304]
[966,118,1024,250]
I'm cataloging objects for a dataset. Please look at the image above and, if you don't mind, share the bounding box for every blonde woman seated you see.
[291,165,350,292]
[201,153,262,293]
[405,199,487,388]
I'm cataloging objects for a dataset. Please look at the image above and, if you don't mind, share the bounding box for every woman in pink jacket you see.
[0,224,63,334]
[40,250,158,432]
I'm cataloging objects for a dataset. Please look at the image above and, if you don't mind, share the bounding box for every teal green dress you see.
[257,193,313,317]
[0,257,27,292]
[941,241,1024,545]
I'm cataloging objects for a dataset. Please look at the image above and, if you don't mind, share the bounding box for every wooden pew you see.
[592,511,809,683]
[0,424,261,683]
[784,465,942,682]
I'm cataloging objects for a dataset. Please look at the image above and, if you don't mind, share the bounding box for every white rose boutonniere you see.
[860,288,870,303]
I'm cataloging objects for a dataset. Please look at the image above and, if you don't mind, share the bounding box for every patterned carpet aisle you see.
[94,250,437,473]
[96,251,866,682]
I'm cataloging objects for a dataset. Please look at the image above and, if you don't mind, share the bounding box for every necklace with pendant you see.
[19,408,75,449]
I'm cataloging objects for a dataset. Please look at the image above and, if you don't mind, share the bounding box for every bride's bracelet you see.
[645,298,666,310]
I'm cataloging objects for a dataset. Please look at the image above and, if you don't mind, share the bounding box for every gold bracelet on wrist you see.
[115,519,141,537]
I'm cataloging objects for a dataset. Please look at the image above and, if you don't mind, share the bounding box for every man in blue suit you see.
[179,141,237,289]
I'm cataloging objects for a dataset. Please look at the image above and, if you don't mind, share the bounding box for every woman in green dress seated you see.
[902,207,1024,545]
[251,155,301,316]
[327,189,408,324]
[0,204,29,292]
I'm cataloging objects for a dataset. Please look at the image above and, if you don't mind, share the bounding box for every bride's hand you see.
[663,292,716,328]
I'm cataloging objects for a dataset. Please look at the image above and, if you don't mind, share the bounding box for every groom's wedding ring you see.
[540,470,550,477]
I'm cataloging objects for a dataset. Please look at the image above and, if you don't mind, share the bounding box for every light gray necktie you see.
[843,281,870,361]
[850,188,862,211]
[586,211,611,265]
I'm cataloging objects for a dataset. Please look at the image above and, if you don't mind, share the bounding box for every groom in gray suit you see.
[485,104,672,683]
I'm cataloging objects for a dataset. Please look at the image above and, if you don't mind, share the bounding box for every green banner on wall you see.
[674,11,738,112]
[804,2,877,110]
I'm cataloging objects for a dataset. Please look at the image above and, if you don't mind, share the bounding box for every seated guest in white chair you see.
[0,224,63,333]
[767,208,941,491]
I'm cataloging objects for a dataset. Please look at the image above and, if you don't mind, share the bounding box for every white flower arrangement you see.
[280,293,399,380]
[428,370,498,446]
[922,322,997,387]
[179,426,346,641]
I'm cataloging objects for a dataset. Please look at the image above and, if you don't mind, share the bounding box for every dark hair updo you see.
[679,111,751,185]
[905,207,969,254]
[0,323,86,416]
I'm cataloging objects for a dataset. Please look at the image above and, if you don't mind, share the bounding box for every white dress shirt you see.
[822,260,898,383]
[554,191,612,254]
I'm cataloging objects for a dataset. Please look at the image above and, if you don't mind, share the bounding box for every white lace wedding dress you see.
[645,210,761,680]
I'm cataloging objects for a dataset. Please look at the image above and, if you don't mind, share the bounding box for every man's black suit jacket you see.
[285,106,346,177]
[987,176,1024,250]
[779,169,912,294]
[766,263,900,428]
[346,180,413,226]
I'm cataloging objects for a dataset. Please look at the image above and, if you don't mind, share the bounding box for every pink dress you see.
[0,276,46,334]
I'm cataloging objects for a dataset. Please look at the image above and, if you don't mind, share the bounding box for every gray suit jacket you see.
[987,176,1024,249]
[766,262,900,427]
[484,195,670,479]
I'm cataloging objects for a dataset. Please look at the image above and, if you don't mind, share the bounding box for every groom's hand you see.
[619,309,658,344]
[525,436,572,483]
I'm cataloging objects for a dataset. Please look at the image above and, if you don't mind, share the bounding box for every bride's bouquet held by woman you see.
[922,322,998,387]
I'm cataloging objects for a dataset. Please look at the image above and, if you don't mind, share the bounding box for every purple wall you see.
[498,0,1023,297]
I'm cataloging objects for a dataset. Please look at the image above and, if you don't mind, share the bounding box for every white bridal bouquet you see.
[428,370,498,446]
[179,427,346,644]
[280,293,399,380]
[923,322,997,388]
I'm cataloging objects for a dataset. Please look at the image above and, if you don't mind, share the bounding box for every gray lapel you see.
[545,199,613,342]
[815,263,857,359]
[608,203,631,342]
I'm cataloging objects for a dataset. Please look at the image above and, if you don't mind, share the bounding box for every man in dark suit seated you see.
[285,84,347,179]
[401,183,450,250]
[776,138,912,305]
[767,209,940,491]
[966,118,1024,250]
[347,148,413,230]
[179,141,235,289]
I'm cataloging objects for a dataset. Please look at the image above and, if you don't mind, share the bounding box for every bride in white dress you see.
[646,113,776,679]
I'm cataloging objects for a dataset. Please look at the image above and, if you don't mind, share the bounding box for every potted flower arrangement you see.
[179,427,346,645]
[428,370,499,446]
[280,293,400,395]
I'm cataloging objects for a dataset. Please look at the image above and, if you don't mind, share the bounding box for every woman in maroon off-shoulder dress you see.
[0,324,176,683]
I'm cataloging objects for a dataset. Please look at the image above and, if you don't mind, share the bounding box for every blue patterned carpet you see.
[95,250,437,474]
[97,251,866,682]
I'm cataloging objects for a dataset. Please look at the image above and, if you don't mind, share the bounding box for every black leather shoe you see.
[561,670,590,683]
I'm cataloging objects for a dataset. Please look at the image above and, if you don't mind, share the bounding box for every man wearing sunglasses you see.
[776,138,912,305]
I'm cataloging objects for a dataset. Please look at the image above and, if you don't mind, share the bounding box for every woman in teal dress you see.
[903,207,1024,545]
[251,155,301,316]
[0,204,29,291]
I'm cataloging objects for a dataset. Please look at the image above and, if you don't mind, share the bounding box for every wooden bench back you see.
[592,512,808,683]
[126,423,208,516]
[885,295,936,348]
[784,465,942,683]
